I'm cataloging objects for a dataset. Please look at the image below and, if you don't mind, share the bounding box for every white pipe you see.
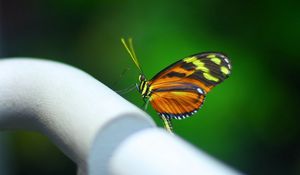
[0,58,242,175]
[0,58,155,174]
[0,17,10,175]
[106,129,241,175]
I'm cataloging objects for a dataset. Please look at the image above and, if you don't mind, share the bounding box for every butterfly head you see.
[138,74,146,82]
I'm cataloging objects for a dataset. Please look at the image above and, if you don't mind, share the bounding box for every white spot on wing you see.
[197,88,204,94]
[224,58,229,63]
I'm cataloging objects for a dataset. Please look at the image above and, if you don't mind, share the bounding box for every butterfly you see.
[121,38,231,133]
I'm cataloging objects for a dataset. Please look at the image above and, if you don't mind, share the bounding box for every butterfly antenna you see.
[121,38,144,74]
[161,116,174,134]
[111,67,131,87]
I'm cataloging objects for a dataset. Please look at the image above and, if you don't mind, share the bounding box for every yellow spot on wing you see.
[184,58,210,72]
[203,73,219,82]
[221,66,230,75]
[211,58,221,65]
[193,60,204,67]
[183,56,197,63]
[207,54,216,58]
[194,60,209,72]
[196,65,209,72]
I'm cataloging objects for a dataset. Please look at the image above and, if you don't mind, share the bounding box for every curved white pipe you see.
[106,129,241,175]
[0,58,242,175]
[0,58,155,173]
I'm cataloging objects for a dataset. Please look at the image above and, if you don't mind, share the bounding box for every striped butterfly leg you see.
[161,115,174,134]
[116,83,137,94]
[142,98,174,134]
[143,97,150,111]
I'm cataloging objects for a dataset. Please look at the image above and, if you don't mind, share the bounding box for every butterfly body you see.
[121,38,231,133]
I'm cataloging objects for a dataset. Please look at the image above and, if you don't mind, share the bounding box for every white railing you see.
[0,58,242,175]
[0,17,11,175]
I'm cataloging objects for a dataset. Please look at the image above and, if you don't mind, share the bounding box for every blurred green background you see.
[0,0,299,174]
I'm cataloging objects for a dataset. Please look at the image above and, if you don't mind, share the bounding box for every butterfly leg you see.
[161,116,174,134]
[116,83,137,94]
[141,98,174,134]
[142,98,150,111]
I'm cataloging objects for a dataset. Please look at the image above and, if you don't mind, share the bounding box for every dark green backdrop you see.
[1,0,299,174]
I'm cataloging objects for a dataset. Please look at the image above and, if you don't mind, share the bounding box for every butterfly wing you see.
[148,52,231,119]
[150,86,206,119]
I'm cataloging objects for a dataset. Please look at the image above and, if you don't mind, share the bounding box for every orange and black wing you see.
[148,52,231,119]
[150,87,206,119]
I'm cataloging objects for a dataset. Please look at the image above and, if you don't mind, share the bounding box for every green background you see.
[0,0,299,174]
